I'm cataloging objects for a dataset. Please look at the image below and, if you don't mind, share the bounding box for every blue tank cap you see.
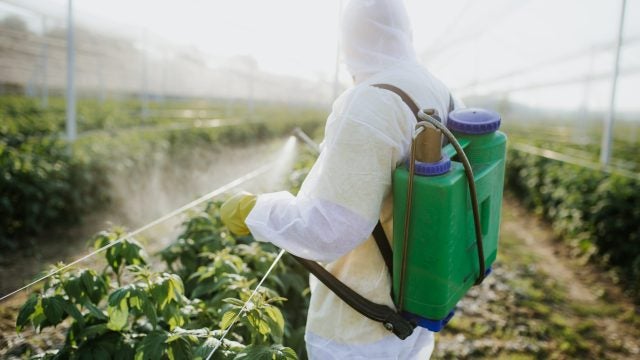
[410,156,451,176]
[447,108,501,135]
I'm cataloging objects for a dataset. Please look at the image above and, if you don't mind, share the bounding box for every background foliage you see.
[0,96,325,250]
[505,147,640,300]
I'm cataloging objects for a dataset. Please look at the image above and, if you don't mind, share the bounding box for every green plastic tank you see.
[392,108,507,331]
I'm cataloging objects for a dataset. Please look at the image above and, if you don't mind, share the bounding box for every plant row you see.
[16,201,310,359]
[0,96,325,249]
[505,147,640,300]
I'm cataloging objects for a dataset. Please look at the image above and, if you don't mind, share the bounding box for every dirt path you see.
[502,210,597,303]
[434,196,640,359]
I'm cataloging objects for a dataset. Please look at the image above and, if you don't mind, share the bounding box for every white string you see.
[205,249,286,360]
[0,164,273,302]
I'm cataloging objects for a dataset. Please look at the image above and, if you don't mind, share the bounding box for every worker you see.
[221,0,461,358]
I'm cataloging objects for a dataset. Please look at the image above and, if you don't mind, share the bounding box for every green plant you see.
[0,134,107,249]
[16,201,309,359]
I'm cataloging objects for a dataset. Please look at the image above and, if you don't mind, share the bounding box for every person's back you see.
[303,64,456,360]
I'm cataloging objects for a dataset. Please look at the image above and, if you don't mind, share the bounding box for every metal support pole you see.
[41,16,48,108]
[66,0,77,142]
[141,29,149,120]
[600,0,626,166]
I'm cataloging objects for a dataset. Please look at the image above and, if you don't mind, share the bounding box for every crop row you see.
[13,201,310,359]
[0,96,325,249]
[505,147,640,300]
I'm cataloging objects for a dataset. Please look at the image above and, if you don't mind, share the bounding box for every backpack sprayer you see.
[393,105,506,331]
[291,85,507,339]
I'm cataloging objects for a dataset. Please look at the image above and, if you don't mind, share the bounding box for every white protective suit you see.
[246,0,461,358]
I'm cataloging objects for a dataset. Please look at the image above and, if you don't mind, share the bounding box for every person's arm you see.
[246,87,411,262]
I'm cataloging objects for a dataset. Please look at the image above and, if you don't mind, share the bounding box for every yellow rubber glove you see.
[220,192,257,236]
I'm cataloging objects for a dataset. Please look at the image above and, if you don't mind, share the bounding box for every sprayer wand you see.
[292,127,320,155]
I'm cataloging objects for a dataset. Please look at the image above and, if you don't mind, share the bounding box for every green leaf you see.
[82,323,109,338]
[220,310,238,330]
[42,296,65,325]
[264,306,285,342]
[63,277,83,302]
[129,293,143,311]
[142,297,158,329]
[271,345,298,360]
[80,270,108,303]
[100,236,147,275]
[16,294,38,332]
[59,299,84,326]
[107,297,129,331]
[265,296,287,305]
[28,297,47,331]
[135,330,168,360]
[108,287,131,308]
[222,298,246,307]
[164,302,186,329]
[166,336,193,360]
[168,274,185,298]
[233,345,272,360]
[264,306,284,328]
[247,312,270,336]
[93,232,111,250]
[83,301,108,321]
[106,247,124,274]
[121,239,148,270]
[151,278,171,310]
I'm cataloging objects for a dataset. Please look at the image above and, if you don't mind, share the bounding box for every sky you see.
[2,0,640,112]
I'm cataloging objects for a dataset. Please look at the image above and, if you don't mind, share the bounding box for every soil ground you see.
[433,196,640,359]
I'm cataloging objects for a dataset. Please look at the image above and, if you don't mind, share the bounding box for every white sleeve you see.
[245,87,412,263]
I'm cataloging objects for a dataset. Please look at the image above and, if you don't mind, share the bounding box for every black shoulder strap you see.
[372,84,421,121]
[372,83,455,119]
[372,221,393,277]
[291,254,415,339]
